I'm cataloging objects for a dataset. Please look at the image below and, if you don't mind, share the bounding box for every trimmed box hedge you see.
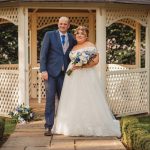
[121,115,150,150]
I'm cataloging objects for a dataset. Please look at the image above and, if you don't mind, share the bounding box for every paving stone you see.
[0,146,25,150]
[52,134,76,140]
[50,138,74,150]
[53,134,117,140]
[75,139,126,150]
[26,146,50,150]
[2,137,50,147]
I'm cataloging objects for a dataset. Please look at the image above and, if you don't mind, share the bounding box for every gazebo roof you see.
[0,0,150,4]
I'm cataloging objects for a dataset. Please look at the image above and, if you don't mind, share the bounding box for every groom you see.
[40,16,76,136]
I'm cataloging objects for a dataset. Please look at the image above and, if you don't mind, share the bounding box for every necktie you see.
[61,35,65,45]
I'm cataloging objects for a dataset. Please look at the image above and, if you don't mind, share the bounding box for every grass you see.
[0,117,17,147]
[4,118,17,135]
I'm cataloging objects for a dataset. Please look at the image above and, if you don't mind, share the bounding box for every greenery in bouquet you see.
[9,104,34,124]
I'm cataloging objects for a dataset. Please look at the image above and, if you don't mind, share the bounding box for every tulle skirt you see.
[53,67,121,137]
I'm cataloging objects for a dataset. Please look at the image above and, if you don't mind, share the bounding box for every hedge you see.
[0,118,5,140]
[121,115,150,150]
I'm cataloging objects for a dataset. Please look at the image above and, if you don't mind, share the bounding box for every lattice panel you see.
[0,64,32,98]
[0,18,9,24]
[117,18,136,29]
[106,69,148,116]
[37,16,89,30]
[0,70,19,116]
[28,15,31,30]
[37,72,46,98]
[106,8,148,26]
[0,8,18,25]
[28,65,32,98]
[0,64,18,70]
[106,64,136,71]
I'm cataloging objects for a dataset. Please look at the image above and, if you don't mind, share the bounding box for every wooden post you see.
[31,13,38,98]
[146,12,150,114]
[135,22,141,68]
[96,8,106,93]
[18,7,29,106]
[89,13,95,43]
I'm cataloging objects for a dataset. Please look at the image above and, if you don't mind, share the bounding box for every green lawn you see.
[0,117,17,147]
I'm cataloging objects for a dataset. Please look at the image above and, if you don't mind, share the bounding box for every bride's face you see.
[75,30,87,44]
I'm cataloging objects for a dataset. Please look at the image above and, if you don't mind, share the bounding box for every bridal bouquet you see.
[66,49,97,76]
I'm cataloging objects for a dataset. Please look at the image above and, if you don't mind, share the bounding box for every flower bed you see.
[121,115,150,150]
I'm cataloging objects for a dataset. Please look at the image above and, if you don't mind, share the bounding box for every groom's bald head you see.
[58,16,70,24]
[58,16,70,34]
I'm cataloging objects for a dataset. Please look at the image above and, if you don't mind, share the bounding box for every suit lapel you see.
[66,33,73,53]
[55,30,64,54]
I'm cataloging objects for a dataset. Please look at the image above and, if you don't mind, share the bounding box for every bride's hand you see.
[72,65,82,70]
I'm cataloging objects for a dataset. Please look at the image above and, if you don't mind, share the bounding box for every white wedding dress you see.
[53,47,121,137]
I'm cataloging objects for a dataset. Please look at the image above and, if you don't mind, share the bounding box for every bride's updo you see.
[74,26,89,37]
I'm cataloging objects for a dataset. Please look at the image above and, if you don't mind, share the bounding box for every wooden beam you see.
[135,22,141,68]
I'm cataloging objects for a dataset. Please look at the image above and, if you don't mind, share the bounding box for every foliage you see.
[0,117,17,147]
[0,118,5,140]
[4,118,17,136]
[0,22,146,67]
[106,23,146,67]
[121,115,150,150]
[0,23,18,64]
[9,104,34,124]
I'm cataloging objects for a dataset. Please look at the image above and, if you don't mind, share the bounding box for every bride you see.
[53,26,121,137]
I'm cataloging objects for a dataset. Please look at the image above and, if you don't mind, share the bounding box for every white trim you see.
[96,8,106,94]
[146,12,150,113]
[18,7,29,106]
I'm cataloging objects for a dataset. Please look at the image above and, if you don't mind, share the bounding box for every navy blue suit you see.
[40,30,76,129]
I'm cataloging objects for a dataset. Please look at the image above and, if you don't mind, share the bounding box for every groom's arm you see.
[40,32,51,73]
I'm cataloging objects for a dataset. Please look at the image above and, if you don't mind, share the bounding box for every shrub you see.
[121,115,150,150]
[0,118,5,140]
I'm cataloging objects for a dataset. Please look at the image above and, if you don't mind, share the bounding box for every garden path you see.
[0,120,126,150]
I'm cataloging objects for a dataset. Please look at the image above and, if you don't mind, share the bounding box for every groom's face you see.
[58,18,70,34]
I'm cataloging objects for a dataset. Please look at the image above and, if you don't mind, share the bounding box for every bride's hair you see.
[74,26,89,37]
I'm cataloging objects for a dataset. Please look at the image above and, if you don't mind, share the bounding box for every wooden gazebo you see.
[0,0,150,116]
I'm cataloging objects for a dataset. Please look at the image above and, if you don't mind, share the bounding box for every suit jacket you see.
[40,30,76,77]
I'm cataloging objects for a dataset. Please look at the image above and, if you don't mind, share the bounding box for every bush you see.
[121,115,150,150]
[0,118,5,140]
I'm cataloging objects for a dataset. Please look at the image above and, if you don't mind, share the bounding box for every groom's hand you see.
[41,71,48,80]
